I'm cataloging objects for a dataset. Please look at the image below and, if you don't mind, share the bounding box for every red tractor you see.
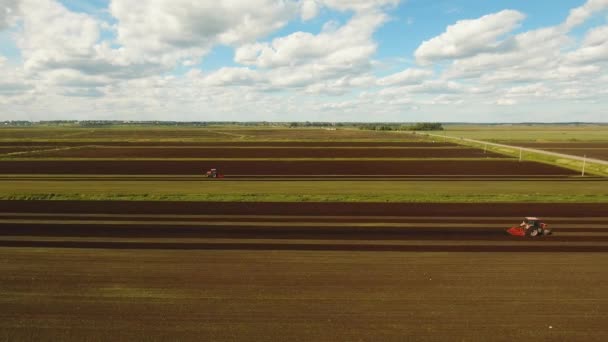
[203,168,224,178]
[506,217,551,237]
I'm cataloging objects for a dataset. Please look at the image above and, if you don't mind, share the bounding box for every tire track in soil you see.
[2,201,605,252]
[0,160,577,175]
[1,240,607,252]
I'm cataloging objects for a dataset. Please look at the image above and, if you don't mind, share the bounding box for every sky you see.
[1,0,608,122]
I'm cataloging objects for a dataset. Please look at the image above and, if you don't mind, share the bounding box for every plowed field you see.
[19,146,503,158]
[1,201,607,340]
[1,201,606,252]
[0,159,576,175]
[0,141,458,147]
[1,128,605,340]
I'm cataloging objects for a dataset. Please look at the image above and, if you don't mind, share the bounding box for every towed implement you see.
[506,217,551,237]
[203,168,224,178]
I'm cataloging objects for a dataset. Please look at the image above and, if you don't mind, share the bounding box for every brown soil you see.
[0,201,606,252]
[2,240,607,252]
[25,147,503,158]
[1,200,604,216]
[1,249,606,341]
[0,147,35,154]
[1,200,606,339]
[0,160,576,175]
[0,141,458,147]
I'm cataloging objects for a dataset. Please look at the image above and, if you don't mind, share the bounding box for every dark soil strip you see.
[1,223,606,241]
[0,147,37,154]
[24,147,503,158]
[1,240,607,252]
[0,141,459,147]
[1,175,582,181]
[0,160,576,175]
[2,215,605,225]
[1,201,605,217]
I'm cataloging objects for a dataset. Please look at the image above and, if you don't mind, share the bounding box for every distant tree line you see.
[357,122,444,131]
[288,122,344,127]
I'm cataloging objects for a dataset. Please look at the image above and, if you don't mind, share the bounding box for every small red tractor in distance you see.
[506,217,551,237]
[203,168,224,178]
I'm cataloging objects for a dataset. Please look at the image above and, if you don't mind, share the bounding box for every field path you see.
[424,132,608,166]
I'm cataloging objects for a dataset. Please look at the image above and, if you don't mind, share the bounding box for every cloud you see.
[17,0,103,72]
[2,0,608,122]
[0,55,33,97]
[0,0,19,30]
[300,0,319,20]
[377,68,433,86]
[320,0,400,12]
[110,0,298,64]
[442,27,568,82]
[61,87,104,98]
[235,12,385,69]
[565,25,608,64]
[414,10,525,65]
[202,67,263,87]
[231,12,388,91]
[563,0,608,30]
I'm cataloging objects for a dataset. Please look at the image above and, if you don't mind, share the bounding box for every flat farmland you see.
[2,178,606,202]
[0,159,577,176]
[1,201,607,340]
[507,142,608,161]
[441,124,608,142]
[0,141,458,147]
[12,146,504,159]
[1,126,606,340]
[0,147,39,155]
[0,127,431,142]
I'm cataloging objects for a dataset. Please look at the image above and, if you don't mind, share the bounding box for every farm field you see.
[4,146,505,159]
[1,126,606,340]
[1,178,607,202]
[441,124,608,142]
[505,142,608,161]
[0,127,430,142]
[0,159,577,176]
[1,201,607,340]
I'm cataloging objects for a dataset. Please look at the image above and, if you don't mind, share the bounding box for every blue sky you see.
[1,0,607,122]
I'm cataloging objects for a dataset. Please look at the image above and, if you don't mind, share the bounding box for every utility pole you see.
[519,148,522,162]
[582,155,587,177]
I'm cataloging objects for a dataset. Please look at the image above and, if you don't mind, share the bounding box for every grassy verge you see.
[1,180,606,203]
[440,124,608,141]
[416,132,608,177]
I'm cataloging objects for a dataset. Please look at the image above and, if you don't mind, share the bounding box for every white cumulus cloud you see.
[414,10,525,65]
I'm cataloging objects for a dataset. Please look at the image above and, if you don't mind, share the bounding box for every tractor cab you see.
[204,168,224,178]
[523,217,543,228]
[506,217,551,237]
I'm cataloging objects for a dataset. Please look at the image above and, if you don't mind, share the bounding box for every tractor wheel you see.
[528,228,539,237]
[542,229,552,236]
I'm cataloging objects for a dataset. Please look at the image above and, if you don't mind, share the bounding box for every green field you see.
[0,126,418,142]
[438,124,608,142]
[1,178,607,203]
